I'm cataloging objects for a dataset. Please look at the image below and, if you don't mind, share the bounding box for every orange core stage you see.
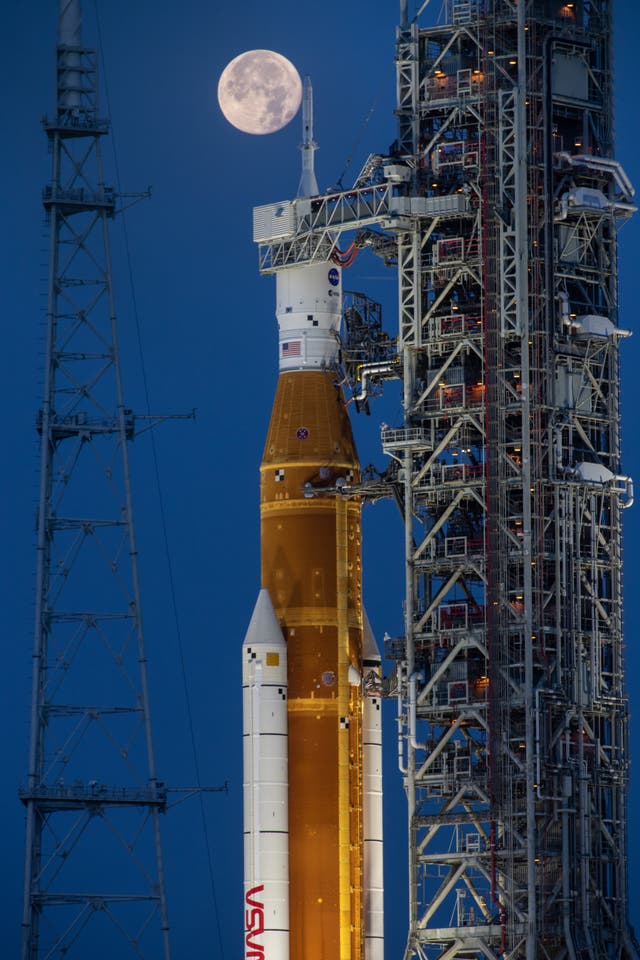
[260,369,364,960]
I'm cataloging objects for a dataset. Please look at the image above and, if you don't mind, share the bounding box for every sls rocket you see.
[242,79,384,960]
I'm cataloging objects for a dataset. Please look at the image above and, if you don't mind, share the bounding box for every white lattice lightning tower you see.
[20,2,170,956]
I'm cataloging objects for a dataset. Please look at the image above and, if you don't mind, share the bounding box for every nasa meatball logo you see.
[328,267,340,287]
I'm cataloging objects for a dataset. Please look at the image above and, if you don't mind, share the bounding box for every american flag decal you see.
[282,341,302,357]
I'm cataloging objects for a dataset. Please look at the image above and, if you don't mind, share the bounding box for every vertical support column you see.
[513,5,537,956]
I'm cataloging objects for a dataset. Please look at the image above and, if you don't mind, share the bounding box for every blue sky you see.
[1,1,639,956]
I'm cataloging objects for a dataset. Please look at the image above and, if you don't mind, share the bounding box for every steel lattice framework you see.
[390,1,638,958]
[20,7,170,958]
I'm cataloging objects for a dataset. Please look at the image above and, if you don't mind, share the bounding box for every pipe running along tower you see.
[20,2,170,956]
[252,1,638,958]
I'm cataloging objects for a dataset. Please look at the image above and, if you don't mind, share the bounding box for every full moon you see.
[218,50,302,135]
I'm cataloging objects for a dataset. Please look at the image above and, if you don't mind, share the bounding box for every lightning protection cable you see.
[93,4,225,957]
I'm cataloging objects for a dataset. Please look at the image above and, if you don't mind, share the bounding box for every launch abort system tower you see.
[254,0,638,958]
[20,3,170,956]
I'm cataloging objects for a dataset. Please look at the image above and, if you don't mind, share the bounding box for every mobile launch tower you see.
[389,0,637,956]
[20,3,170,956]
[253,0,638,958]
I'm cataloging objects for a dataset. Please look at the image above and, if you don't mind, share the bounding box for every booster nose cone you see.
[244,587,286,651]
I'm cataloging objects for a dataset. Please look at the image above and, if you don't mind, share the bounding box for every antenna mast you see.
[20,2,171,956]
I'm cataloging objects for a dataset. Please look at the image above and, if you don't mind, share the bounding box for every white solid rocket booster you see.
[242,589,289,960]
